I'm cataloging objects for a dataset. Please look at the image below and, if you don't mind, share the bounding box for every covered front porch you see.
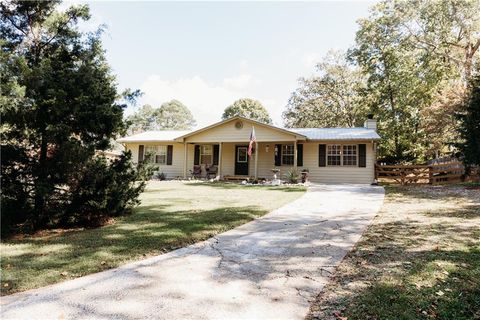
[181,141,302,181]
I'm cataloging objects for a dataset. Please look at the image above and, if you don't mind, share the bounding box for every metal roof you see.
[117,125,380,143]
[288,128,381,140]
[117,130,191,143]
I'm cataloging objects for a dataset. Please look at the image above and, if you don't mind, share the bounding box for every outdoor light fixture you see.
[265,144,270,152]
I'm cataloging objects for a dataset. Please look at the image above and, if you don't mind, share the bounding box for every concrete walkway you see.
[1,184,384,320]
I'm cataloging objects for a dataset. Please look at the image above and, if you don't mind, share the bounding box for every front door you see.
[235,146,249,175]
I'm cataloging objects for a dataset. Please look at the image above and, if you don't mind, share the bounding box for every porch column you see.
[183,142,188,179]
[254,141,258,179]
[218,142,222,180]
[294,141,298,169]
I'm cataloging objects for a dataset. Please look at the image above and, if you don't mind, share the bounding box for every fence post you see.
[428,166,433,185]
[401,167,405,185]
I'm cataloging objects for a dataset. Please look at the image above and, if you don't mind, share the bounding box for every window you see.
[145,145,167,164]
[342,145,357,166]
[327,145,341,166]
[282,144,294,165]
[237,147,248,163]
[200,145,213,165]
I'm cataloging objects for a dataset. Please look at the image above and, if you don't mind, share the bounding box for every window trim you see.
[281,144,295,166]
[145,145,167,165]
[342,144,358,166]
[326,144,342,166]
[200,144,213,165]
[237,146,248,163]
[326,144,358,167]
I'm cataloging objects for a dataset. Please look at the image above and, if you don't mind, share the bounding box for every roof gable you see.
[174,116,306,142]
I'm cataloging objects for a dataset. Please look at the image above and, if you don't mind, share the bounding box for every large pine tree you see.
[1,1,148,234]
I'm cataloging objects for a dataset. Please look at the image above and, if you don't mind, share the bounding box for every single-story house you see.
[117,116,380,184]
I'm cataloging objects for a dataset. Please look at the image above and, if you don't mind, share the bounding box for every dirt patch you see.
[306,185,480,320]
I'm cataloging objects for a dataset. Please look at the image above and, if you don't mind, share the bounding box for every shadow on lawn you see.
[306,217,480,320]
[185,181,307,192]
[422,205,480,219]
[0,204,268,296]
[383,185,479,203]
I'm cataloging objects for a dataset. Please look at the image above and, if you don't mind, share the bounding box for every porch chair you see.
[206,165,218,180]
[190,165,202,179]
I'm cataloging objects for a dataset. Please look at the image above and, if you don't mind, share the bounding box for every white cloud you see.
[239,59,249,70]
[135,74,285,128]
[137,75,243,127]
[223,74,256,90]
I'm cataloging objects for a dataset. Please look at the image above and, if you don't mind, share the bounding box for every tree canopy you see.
[283,0,480,163]
[126,100,196,133]
[0,0,148,235]
[222,98,272,124]
[283,51,368,128]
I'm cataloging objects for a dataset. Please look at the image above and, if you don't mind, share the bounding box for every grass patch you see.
[0,181,305,295]
[307,185,480,320]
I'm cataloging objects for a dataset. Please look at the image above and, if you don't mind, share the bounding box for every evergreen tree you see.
[458,75,480,167]
[0,1,148,234]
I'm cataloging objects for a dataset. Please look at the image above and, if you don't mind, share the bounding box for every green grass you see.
[307,185,480,320]
[0,181,306,295]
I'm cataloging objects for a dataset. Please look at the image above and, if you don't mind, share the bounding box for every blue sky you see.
[71,1,375,127]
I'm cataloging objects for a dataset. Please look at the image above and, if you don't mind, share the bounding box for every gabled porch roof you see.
[173,116,307,143]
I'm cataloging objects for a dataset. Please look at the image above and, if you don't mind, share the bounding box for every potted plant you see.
[300,168,309,183]
[271,168,281,185]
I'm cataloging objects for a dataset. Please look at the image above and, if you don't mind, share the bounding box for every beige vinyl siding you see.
[125,142,186,179]
[183,120,297,143]
[245,141,374,184]
[123,140,376,183]
[301,141,375,184]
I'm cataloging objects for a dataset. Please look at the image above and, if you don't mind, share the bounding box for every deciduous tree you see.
[222,98,272,124]
[126,100,196,133]
[283,51,368,128]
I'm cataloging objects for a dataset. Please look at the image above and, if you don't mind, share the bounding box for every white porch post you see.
[254,141,258,179]
[218,142,222,180]
[183,142,188,179]
[294,141,298,170]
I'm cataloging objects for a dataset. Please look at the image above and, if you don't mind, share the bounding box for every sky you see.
[69,1,376,127]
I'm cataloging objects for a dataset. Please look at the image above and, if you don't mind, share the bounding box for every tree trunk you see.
[32,131,49,230]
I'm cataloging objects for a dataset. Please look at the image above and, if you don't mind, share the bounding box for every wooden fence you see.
[375,161,465,185]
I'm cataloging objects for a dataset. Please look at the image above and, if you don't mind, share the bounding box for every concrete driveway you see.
[1,184,384,320]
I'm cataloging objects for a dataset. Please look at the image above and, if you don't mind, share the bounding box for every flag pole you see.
[254,126,258,179]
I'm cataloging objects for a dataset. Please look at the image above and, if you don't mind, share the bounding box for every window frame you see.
[326,144,342,166]
[342,144,358,166]
[281,144,295,166]
[200,144,213,165]
[145,145,167,165]
[237,146,248,163]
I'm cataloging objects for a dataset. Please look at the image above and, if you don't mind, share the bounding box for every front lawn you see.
[1,181,306,295]
[307,185,480,320]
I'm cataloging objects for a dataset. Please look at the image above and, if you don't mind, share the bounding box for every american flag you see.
[248,126,256,158]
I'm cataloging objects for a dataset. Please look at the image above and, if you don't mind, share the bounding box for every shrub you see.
[61,152,151,227]
[284,169,300,184]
